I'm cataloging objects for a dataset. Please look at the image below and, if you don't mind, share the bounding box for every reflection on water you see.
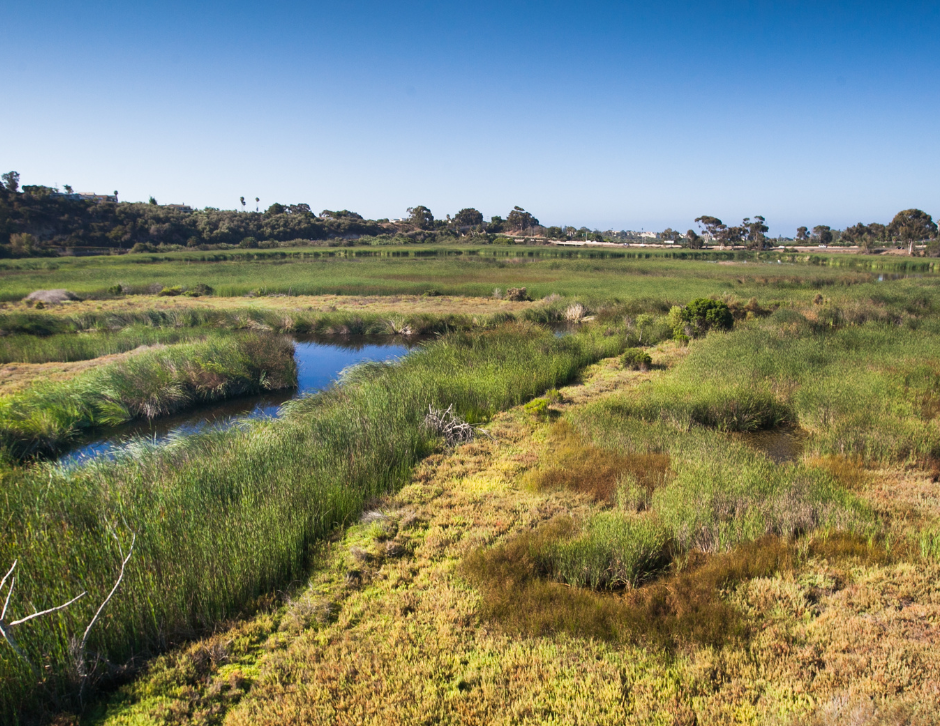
[60,336,423,465]
[736,427,806,464]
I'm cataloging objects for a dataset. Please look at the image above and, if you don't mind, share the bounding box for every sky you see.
[2,1,939,236]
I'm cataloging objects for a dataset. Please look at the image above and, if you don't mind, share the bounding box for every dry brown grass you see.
[0,293,538,318]
[527,419,671,504]
[463,530,808,651]
[0,346,160,394]
[808,454,871,491]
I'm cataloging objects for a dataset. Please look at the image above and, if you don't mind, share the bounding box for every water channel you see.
[60,335,423,465]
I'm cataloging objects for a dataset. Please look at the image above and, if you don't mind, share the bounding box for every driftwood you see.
[0,525,135,687]
[423,405,490,447]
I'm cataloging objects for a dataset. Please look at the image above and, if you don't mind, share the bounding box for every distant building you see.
[52,192,118,203]
[165,204,193,213]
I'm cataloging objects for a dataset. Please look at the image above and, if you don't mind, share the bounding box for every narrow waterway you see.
[60,335,422,465]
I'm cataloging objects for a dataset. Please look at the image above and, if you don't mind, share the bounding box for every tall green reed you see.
[0,324,625,719]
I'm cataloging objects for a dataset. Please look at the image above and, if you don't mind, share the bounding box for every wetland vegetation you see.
[0,249,939,725]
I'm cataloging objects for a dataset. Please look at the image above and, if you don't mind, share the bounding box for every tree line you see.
[1,171,937,257]
[0,172,557,257]
[664,209,937,256]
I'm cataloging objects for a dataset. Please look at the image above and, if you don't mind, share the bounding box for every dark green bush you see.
[668,298,733,340]
[621,348,652,371]
[183,283,214,297]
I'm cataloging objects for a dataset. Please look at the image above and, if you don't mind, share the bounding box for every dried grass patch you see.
[527,420,671,504]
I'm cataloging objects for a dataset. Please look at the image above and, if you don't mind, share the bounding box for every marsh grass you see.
[0,324,625,719]
[464,521,890,653]
[1,245,935,305]
[0,333,296,460]
[0,327,213,364]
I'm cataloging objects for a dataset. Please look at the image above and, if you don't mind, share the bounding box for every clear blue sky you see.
[3,1,938,235]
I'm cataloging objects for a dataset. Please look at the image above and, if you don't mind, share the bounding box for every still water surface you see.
[61,336,420,464]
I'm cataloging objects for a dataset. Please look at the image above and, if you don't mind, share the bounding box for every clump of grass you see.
[545,512,670,589]
[523,388,563,419]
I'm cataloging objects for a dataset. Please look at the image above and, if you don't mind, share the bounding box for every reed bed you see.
[0,324,624,719]
[0,333,296,460]
[2,246,933,304]
[0,326,211,364]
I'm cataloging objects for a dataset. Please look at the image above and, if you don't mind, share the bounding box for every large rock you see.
[24,289,81,304]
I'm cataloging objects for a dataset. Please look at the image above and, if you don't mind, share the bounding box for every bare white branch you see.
[8,591,87,627]
[0,559,16,596]
[2,574,14,621]
[0,621,28,662]
[79,531,135,655]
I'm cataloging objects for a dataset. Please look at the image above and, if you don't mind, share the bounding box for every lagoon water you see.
[60,336,420,465]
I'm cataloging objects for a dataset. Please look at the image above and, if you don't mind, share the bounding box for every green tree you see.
[407,205,434,230]
[9,232,35,256]
[744,215,769,249]
[795,226,809,242]
[684,229,704,249]
[149,196,158,205]
[694,215,725,244]
[2,171,20,193]
[888,208,937,255]
[812,225,833,245]
[453,208,484,228]
[841,222,871,249]
[63,184,73,194]
[506,206,539,232]
[869,223,887,244]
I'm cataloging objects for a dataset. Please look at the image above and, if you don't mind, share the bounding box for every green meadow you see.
[0,245,935,303]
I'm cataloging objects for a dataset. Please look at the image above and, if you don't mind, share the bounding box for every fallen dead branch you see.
[423,405,491,447]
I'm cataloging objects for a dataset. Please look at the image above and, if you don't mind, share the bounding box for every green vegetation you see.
[0,325,625,720]
[0,333,296,460]
[3,174,938,258]
[0,326,213,365]
[1,245,940,724]
[1,245,938,304]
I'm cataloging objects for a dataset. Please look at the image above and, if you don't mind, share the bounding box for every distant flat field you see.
[0,245,935,304]
[0,293,537,317]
